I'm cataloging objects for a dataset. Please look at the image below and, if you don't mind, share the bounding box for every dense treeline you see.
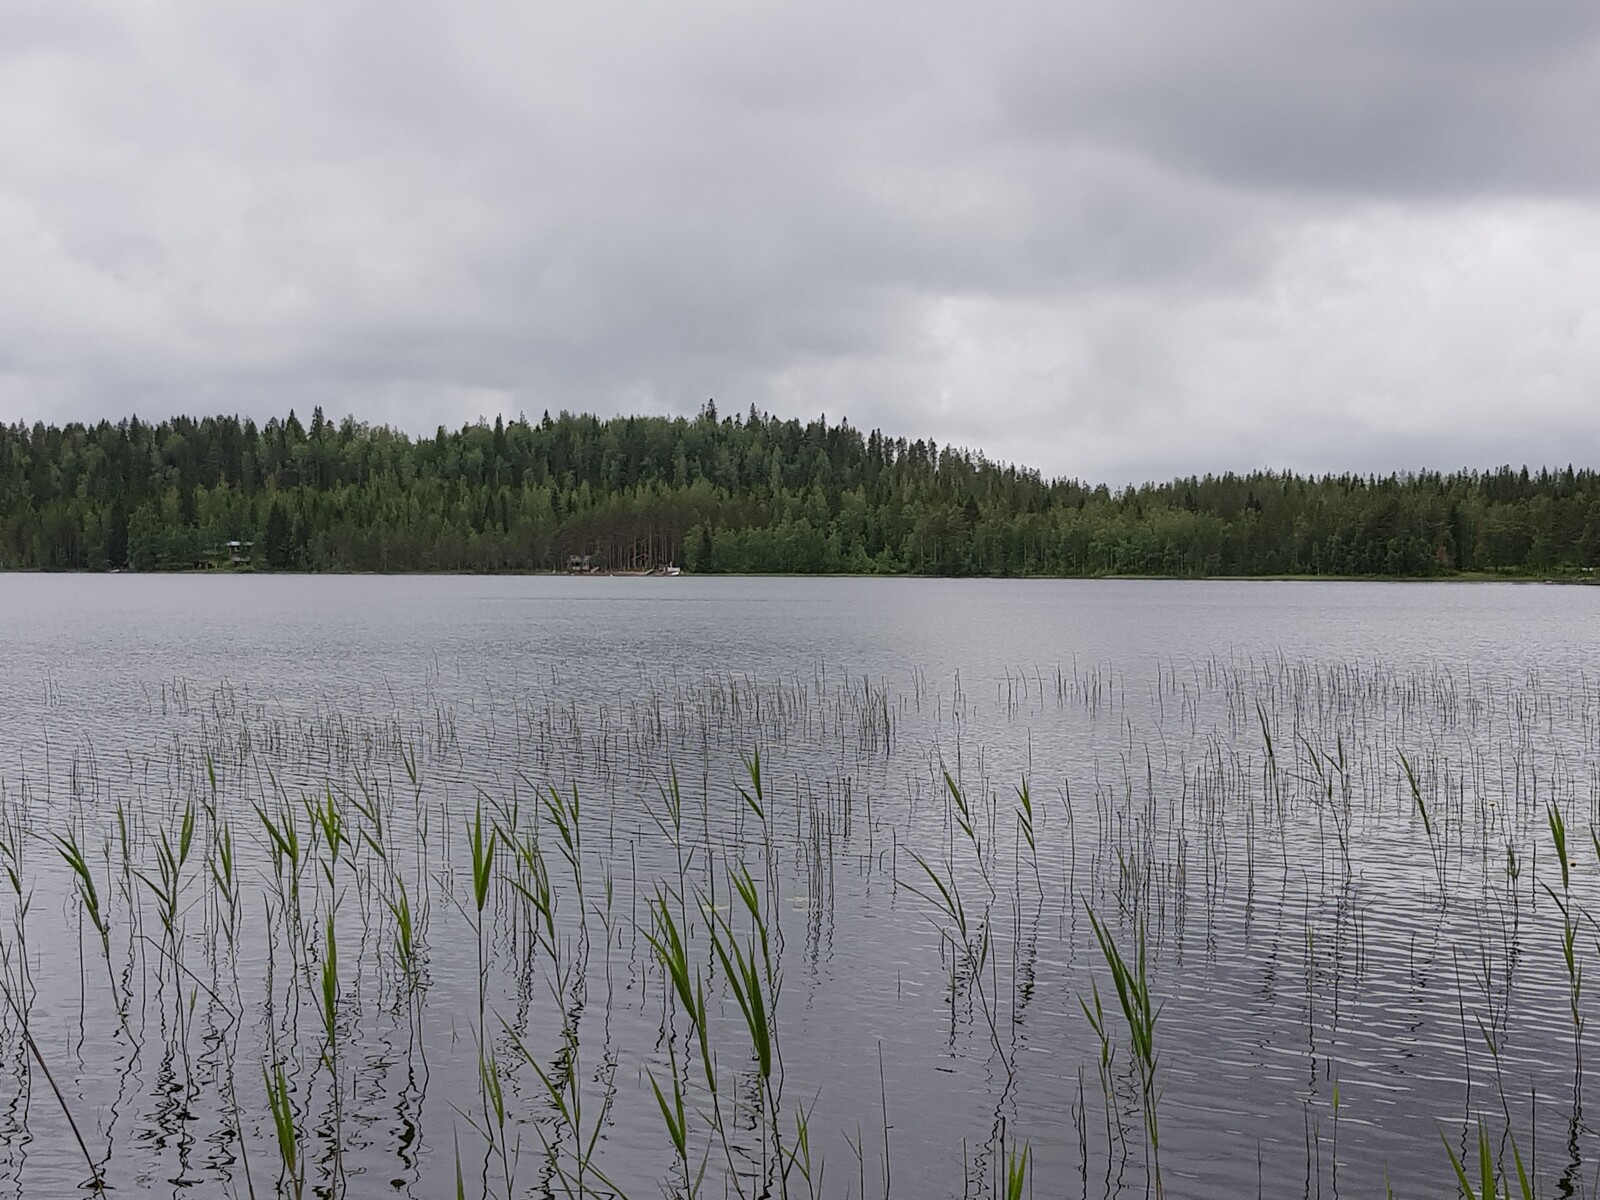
[3,403,1599,577]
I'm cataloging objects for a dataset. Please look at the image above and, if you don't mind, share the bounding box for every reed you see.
[1542,803,1584,1063]
[54,828,121,1015]
[1084,902,1162,1199]
[265,1060,303,1200]
[1003,1140,1031,1200]
[1442,1119,1534,1200]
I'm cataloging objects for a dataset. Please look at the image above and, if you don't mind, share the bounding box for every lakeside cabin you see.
[564,553,680,575]
[189,540,254,569]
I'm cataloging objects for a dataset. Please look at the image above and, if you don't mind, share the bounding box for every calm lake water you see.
[0,574,1596,1199]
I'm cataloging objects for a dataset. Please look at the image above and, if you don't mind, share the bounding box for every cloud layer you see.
[4,1,1599,481]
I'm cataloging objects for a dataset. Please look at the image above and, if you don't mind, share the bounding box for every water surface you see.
[0,575,1594,1198]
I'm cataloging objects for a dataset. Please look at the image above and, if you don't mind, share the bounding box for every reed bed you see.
[0,653,1597,1198]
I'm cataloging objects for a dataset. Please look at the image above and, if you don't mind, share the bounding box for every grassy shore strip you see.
[12,564,1598,582]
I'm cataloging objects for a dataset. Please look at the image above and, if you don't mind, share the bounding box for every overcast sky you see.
[4,2,1600,483]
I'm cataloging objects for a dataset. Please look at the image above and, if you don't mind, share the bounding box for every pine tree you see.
[264,502,291,569]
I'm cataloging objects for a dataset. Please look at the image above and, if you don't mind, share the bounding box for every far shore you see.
[3,567,1596,584]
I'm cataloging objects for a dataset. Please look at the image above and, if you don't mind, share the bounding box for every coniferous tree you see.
[263,501,292,570]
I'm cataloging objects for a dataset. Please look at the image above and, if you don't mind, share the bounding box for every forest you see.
[2,403,1598,578]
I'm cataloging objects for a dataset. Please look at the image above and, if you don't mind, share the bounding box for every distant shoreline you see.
[4,567,1595,584]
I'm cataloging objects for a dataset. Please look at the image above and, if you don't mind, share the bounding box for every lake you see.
[0,574,1595,1198]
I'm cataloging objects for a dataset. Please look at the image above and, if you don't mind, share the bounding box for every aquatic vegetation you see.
[0,640,1595,1199]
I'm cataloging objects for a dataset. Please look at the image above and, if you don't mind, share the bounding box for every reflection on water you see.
[0,575,1595,1198]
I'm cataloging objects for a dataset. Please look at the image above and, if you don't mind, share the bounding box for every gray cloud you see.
[1003,2,1600,198]
[3,0,1600,481]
